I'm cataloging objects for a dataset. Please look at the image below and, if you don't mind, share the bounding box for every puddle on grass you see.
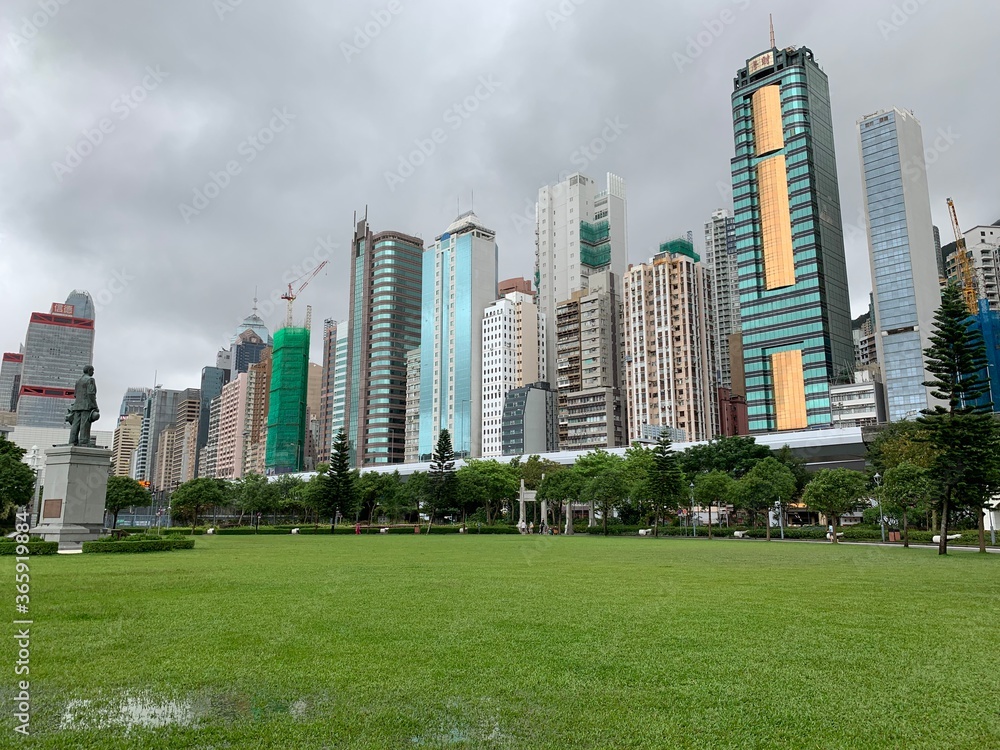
[409,698,511,748]
[60,692,197,732]
[58,690,319,734]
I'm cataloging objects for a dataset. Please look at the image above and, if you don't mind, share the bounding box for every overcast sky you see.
[1,0,997,411]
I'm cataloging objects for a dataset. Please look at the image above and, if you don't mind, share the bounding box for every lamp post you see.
[689,481,695,538]
[27,445,43,528]
[777,497,784,540]
[873,472,885,543]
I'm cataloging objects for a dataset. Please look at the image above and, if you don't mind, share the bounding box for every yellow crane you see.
[947,197,978,315]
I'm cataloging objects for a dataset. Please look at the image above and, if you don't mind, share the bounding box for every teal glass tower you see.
[731,45,854,432]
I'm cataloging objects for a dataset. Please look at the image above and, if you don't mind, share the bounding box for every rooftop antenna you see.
[252,286,258,314]
[471,189,474,213]
[769,14,775,48]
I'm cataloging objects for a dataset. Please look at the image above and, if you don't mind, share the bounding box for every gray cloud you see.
[1,0,996,408]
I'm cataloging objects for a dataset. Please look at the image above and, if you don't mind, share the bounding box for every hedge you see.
[210,524,523,536]
[82,538,195,553]
[0,541,59,555]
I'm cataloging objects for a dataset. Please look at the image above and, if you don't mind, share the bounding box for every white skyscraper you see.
[481,291,547,457]
[418,212,499,460]
[858,107,941,422]
[535,172,627,378]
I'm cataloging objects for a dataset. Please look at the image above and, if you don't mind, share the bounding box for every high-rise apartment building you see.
[481,291,547,457]
[555,270,625,451]
[216,373,249,479]
[318,319,338,461]
[703,210,740,389]
[498,277,533,297]
[244,347,272,475]
[345,218,423,466]
[858,107,940,422]
[266,324,310,475]
[419,212,498,460]
[112,413,143,476]
[198,395,222,479]
[945,223,1000,312]
[15,296,96,428]
[535,172,627,380]
[404,347,421,464]
[731,44,854,432]
[623,239,718,444]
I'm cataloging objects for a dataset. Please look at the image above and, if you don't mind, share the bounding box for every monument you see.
[32,365,112,551]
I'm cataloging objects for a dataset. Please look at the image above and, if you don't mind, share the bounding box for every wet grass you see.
[2,535,999,748]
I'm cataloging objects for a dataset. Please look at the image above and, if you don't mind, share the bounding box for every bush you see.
[82,538,195,553]
[0,540,59,555]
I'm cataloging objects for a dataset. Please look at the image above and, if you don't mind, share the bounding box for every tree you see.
[273,474,307,523]
[0,436,36,520]
[865,420,936,475]
[520,455,562,491]
[574,449,623,533]
[234,473,279,525]
[317,430,357,526]
[733,457,796,540]
[649,434,685,536]
[536,467,584,533]
[919,284,1000,554]
[680,436,771,478]
[456,460,519,524]
[427,430,457,527]
[170,477,227,531]
[618,444,655,526]
[694,470,734,539]
[104,476,150,529]
[580,467,627,536]
[400,471,430,524]
[881,463,932,548]
[802,469,868,544]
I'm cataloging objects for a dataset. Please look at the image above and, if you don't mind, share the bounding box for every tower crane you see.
[281,261,328,328]
[947,197,978,315]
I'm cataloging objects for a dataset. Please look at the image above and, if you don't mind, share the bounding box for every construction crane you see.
[281,261,328,328]
[947,197,978,315]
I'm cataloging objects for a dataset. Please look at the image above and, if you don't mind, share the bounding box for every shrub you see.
[0,540,59,555]
[82,538,195,553]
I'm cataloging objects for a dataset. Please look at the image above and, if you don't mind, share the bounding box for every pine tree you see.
[919,285,1000,554]
[320,430,356,527]
[650,432,684,537]
[427,429,457,527]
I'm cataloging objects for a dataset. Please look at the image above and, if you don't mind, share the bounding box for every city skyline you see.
[1,2,996,414]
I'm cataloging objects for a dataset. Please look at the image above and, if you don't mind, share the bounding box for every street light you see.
[873,472,886,543]
[27,446,43,528]
[689,481,695,538]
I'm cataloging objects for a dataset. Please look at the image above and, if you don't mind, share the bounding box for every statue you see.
[66,365,100,446]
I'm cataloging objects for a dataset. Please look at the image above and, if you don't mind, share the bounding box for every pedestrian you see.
[529,521,534,534]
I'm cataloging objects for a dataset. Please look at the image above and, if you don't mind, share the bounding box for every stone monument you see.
[32,365,112,551]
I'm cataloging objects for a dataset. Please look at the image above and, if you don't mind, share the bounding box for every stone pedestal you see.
[31,445,111,551]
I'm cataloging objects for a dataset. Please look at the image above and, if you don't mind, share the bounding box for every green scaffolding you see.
[659,237,700,263]
[580,220,611,268]
[265,326,310,474]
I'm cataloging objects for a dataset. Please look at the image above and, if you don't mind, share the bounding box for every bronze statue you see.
[67,365,100,446]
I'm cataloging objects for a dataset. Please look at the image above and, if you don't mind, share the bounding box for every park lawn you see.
[2,535,998,749]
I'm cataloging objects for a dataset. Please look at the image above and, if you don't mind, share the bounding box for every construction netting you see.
[265,326,310,473]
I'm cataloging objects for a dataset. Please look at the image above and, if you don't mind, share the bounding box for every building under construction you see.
[265,325,310,474]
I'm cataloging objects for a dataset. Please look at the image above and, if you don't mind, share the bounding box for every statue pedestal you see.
[31,445,112,551]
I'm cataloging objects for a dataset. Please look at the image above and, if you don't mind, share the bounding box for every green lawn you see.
[3,535,999,749]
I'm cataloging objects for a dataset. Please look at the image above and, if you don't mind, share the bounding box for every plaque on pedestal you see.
[31,445,112,551]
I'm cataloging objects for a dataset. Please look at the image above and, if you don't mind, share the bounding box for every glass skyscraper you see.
[345,218,423,466]
[731,45,854,432]
[858,107,940,421]
[418,212,498,460]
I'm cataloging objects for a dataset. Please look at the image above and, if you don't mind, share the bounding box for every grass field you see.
[3,535,999,749]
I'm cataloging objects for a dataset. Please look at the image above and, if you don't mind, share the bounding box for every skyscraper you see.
[196,366,227,475]
[535,172,627,380]
[233,329,267,375]
[216,373,249,479]
[266,325,309,474]
[623,239,718,443]
[0,353,23,413]
[118,387,151,420]
[112,413,143,477]
[480,290,547,457]
[345,218,424,466]
[244,347,272,475]
[703,209,740,389]
[731,44,853,432]
[419,211,498,460]
[858,107,940,421]
[318,319,339,460]
[15,296,96,428]
[135,387,183,484]
[404,347,421,464]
